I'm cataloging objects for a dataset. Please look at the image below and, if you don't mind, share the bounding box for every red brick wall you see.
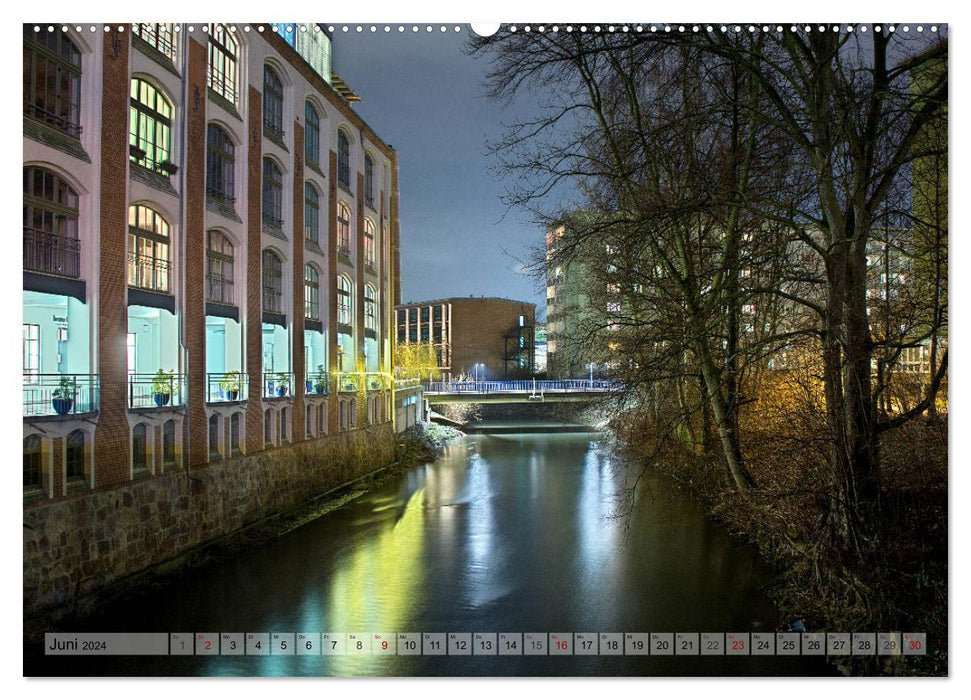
[245,86,265,453]
[447,299,537,379]
[184,37,209,467]
[93,32,132,488]
[291,121,306,440]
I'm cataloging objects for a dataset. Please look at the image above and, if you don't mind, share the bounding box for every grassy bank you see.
[612,410,947,676]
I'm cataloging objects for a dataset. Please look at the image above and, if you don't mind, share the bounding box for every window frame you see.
[337,130,350,187]
[304,264,320,321]
[337,275,352,326]
[262,64,285,140]
[127,204,171,293]
[23,28,82,137]
[304,182,320,244]
[305,101,320,165]
[364,153,375,207]
[206,230,235,305]
[132,24,178,62]
[262,157,284,228]
[207,23,239,104]
[337,202,351,254]
[262,249,284,314]
[206,123,236,204]
[129,77,174,173]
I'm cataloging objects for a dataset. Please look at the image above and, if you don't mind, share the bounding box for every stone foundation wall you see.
[24,422,396,617]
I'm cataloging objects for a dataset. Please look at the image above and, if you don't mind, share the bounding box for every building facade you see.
[395,297,535,380]
[545,226,596,379]
[23,23,400,504]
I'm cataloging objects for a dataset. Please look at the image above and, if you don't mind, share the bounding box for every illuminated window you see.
[23,324,39,383]
[337,130,350,187]
[363,219,375,269]
[337,275,352,325]
[132,24,177,62]
[262,158,283,227]
[305,264,320,320]
[206,230,234,304]
[262,249,283,313]
[207,24,238,104]
[263,65,284,140]
[23,27,81,137]
[364,285,376,331]
[305,183,320,243]
[206,124,235,203]
[305,101,320,165]
[129,78,173,172]
[127,205,170,292]
[364,153,375,207]
[337,202,351,254]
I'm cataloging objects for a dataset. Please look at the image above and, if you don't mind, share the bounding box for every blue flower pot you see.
[52,397,73,415]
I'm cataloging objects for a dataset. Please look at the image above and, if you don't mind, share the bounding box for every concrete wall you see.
[24,422,396,618]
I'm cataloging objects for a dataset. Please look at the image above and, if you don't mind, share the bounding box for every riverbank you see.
[611,412,947,677]
[25,422,462,643]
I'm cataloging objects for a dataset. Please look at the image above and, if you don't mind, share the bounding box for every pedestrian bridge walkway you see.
[422,379,619,404]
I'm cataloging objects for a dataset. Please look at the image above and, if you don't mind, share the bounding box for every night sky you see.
[331,28,549,318]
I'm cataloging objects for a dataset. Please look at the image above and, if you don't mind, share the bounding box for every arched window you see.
[280,407,289,442]
[317,403,325,434]
[364,153,375,207]
[133,24,177,62]
[128,205,170,292]
[24,435,42,491]
[208,413,221,459]
[206,124,235,203]
[263,64,284,140]
[129,78,173,172]
[305,101,320,165]
[66,430,85,483]
[230,412,241,455]
[305,264,320,320]
[337,275,352,326]
[23,27,81,137]
[206,230,234,304]
[304,183,320,243]
[132,423,148,471]
[363,218,376,269]
[337,202,351,254]
[262,158,283,227]
[262,249,283,313]
[264,408,272,446]
[207,24,238,104]
[163,419,177,466]
[364,284,376,331]
[23,167,80,277]
[337,130,350,187]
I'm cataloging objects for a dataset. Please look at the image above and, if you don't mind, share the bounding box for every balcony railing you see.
[337,372,363,393]
[394,377,422,390]
[207,186,236,206]
[127,253,171,293]
[24,102,82,138]
[207,372,248,403]
[263,372,294,399]
[23,228,80,278]
[365,373,390,391]
[263,289,282,314]
[305,371,330,396]
[263,120,286,142]
[206,273,234,305]
[23,374,99,417]
[128,373,187,409]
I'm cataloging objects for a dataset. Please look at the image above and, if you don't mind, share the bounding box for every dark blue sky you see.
[331,29,548,318]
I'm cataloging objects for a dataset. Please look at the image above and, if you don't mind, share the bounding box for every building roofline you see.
[395,296,537,309]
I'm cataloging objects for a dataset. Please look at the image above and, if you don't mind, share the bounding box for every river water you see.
[26,428,832,676]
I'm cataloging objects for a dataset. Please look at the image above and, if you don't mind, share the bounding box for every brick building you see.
[23,23,399,503]
[395,297,535,380]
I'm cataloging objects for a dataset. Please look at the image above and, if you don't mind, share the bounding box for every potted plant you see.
[313,365,327,394]
[220,371,241,401]
[51,376,76,415]
[151,369,174,407]
[274,372,290,397]
[129,144,147,161]
[158,160,179,176]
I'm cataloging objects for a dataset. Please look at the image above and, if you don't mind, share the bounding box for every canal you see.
[26,427,833,676]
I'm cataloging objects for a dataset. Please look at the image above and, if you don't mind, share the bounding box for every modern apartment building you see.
[23,23,399,503]
[395,297,536,380]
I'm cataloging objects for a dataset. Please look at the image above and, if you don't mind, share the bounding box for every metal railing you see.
[206,372,248,403]
[23,228,81,278]
[337,372,362,393]
[206,273,234,305]
[23,374,99,417]
[206,186,236,205]
[263,372,294,398]
[127,253,171,292]
[365,372,390,391]
[24,102,82,138]
[128,373,186,409]
[424,379,619,394]
[305,371,330,396]
[394,377,422,389]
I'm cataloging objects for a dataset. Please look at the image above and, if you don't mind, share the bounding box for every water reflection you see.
[27,430,832,677]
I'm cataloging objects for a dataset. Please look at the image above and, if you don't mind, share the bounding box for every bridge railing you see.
[423,380,619,394]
